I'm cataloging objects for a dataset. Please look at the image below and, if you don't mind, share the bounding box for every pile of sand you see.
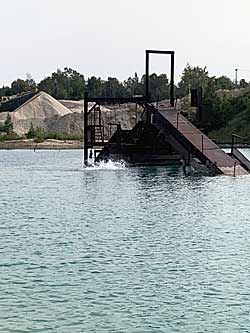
[0,92,142,137]
[45,113,83,135]
[0,92,73,135]
[14,91,72,119]
[59,100,83,113]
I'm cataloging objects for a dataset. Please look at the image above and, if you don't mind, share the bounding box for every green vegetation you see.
[208,91,250,143]
[0,68,178,101]
[0,64,245,102]
[26,122,36,139]
[0,74,36,96]
[175,65,250,142]
[0,132,20,142]
[38,68,85,100]
[1,64,250,143]
[0,113,14,135]
[0,113,19,141]
[3,113,14,134]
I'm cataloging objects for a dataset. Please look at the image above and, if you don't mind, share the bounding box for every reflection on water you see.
[0,150,250,332]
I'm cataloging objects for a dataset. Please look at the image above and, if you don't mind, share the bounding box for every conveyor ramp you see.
[153,106,248,176]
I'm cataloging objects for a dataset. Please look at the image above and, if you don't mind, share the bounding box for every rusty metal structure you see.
[83,95,146,166]
[145,50,175,106]
[0,91,36,112]
[83,50,250,176]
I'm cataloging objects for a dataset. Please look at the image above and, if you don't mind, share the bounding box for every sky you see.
[1,0,250,86]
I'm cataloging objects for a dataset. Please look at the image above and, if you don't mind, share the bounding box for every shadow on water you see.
[129,164,212,190]
[134,165,182,178]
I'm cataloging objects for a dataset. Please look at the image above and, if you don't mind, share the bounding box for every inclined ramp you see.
[152,106,248,176]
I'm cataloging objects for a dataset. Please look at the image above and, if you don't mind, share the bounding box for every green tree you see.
[178,64,211,97]
[151,73,169,101]
[140,73,169,101]
[26,73,37,90]
[26,122,36,138]
[0,86,12,97]
[33,127,46,143]
[239,79,249,88]
[87,76,103,97]
[101,77,126,98]
[0,122,4,132]
[11,79,31,94]
[123,73,143,97]
[38,68,85,100]
[215,76,234,90]
[3,113,14,134]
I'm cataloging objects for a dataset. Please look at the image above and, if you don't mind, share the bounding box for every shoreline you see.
[1,139,250,150]
[0,139,82,150]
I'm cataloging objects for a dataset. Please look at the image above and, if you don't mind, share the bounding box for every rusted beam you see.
[145,50,175,106]
[87,97,146,104]
[84,92,88,166]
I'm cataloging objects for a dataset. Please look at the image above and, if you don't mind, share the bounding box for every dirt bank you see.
[0,139,82,150]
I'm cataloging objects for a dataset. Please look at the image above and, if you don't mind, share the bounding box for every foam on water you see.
[81,148,126,170]
[83,159,126,170]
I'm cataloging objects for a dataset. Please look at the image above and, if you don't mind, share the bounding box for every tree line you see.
[1,64,249,102]
[1,65,250,141]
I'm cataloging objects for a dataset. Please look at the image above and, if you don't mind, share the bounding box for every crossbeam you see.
[87,97,146,105]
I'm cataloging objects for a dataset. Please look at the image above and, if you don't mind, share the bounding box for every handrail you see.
[231,147,250,172]
[231,133,248,154]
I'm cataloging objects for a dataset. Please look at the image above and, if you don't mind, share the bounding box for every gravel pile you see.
[0,92,73,135]
[0,92,142,137]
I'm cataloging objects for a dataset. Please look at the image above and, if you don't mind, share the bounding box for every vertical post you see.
[176,112,179,129]
[231,134,235,154]
[99,107,104,142]
[201,134,204,153]
[145,50,150,102]
[170,52,175,107]
[145,50,175,105]
[84,92,88,166]
[197,87,203,126]
[235,69,238,86]
[233,161,237,177]
[93,105,96,128]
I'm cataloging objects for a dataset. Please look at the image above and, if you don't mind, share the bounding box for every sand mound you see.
[59,100,83,113]
[14,118,47,135]
[0,93,142,137]
[0,92,73,135]
[45,113,83,135]
[13,91,72,120]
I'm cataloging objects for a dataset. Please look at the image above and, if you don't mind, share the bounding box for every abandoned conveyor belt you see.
[152,106,248,176]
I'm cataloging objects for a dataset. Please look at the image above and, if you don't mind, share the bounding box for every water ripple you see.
[1,150,250,332]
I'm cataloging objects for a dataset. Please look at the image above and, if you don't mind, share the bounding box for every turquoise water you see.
[1,150,250,332]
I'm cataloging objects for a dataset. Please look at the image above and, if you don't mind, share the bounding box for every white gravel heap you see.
[0,92,141,137]
[0,92,73,135]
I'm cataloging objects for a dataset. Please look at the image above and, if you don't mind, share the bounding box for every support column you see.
[84,92,88,166]
[170,52,175,107]
[145,50,150,102]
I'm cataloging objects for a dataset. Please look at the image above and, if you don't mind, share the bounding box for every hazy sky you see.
[1,0,250,86]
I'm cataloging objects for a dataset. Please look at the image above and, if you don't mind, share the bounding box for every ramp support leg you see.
[84,92,88,166]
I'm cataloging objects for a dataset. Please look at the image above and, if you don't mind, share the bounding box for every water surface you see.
[1,150,250,332]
